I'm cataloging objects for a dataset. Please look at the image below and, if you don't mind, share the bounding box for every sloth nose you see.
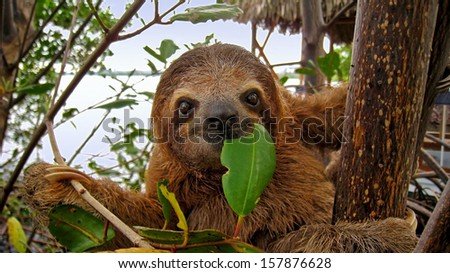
[203,105,239,139]
[204,115,238,132]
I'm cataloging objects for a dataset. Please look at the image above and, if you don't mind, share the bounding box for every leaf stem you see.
[233,216,244,239]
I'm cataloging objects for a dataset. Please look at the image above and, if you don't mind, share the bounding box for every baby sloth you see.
[23,44,417,252]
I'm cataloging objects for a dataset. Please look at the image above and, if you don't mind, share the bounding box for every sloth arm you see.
[284,86,348,151]
[268,218,418,253]
[22,162,165,247]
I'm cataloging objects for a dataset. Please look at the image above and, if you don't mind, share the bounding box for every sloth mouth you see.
[202,116,254,143]
[183,116,256,151]
[201,128,249,150]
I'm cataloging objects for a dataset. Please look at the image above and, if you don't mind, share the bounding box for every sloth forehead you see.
[174,78,262,96]
[169,79,265,110]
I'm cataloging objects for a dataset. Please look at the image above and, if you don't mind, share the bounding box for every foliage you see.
[170,4,243,24]
[317,51,341,81]
[136,228,262,253]
[48,205,115,252]
[7,217,28,253]
[144,40,180,73]
[334,44,352,81]
[295,44,352,83]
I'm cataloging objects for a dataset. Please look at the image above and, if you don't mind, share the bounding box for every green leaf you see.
[17,83,54,95]
[144,45,165,63]
[136,227,225,245]
[295,67,316,75]
[221,124,276,217]
[147,60,158,73]
[140,91,155,100]
[7,217,27,253]
[317,51,341,79]
[158,184,188,232]
[135,227,263,253]
[159,40,179,61]
[158,184,189,247]
[62,107,79,119]
[48,205,115,252]
[157,180,173,229]
[170,4,242,24]
[95,99,138,110]
[97,169,121,176]
[279,75,289,85]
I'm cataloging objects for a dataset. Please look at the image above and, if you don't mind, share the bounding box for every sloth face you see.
[169,77,271,170]
[152,44,279,170]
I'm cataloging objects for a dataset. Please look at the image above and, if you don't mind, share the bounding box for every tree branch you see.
[67,111,109,166]
[87,0,110,33]
[50,0,83,107]
[270,61,301,68]
[414,178,450,252]
[418,148,448,191]
[117,0,185,41]
[0,0,146,213]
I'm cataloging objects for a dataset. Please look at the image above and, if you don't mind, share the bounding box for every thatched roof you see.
[227,0,356,44]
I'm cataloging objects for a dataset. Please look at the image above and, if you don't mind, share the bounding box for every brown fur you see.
[22,44,417,252]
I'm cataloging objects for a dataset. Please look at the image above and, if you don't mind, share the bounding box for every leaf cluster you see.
[294,44,352,83]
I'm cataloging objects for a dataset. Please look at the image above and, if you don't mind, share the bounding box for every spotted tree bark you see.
[333,0,438,222]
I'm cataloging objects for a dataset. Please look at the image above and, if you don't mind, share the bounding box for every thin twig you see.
[425,133,450,150]
[87,142,151,176]
[0,0,146,214]
[270,61,301,68]
[118,0,186,41]
[413,171,438,179]
[419,148,448,191]
[255,42,272,67]
[66,76,141,165]
[406,200,432,218]
[260,29,273,50]
[87,0,110,33]
[67,110,109,165]
[414,178,450,252]
[154,0,160,19]
[50,0,83,107]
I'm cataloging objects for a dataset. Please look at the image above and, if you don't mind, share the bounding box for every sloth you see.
[23,44,417,252]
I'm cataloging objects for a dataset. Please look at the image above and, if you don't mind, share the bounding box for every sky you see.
[102,0,303,71]
[38,0,306,168]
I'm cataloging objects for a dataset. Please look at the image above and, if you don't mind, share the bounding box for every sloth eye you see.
[245,91,260,106]
[178,100,193,115]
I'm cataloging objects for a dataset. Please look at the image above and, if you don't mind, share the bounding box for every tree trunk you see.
[333,0,438,222]
[0,0,35,151]
[413,0,450,168]
[300,0,325,90]
[413,0,450,253]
